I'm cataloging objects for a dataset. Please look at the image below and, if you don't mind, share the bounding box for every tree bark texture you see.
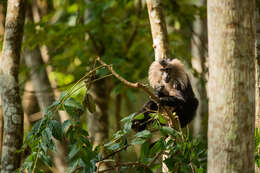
[0,0,26,172]
[255,6,260,173]
[87,79,111,171]
[146,0,171,172]
[24,45,58,118]
[0,1,6,164]
[87,79,110,147]
[191,0,208,137]
[146,0,170,61]
[31,0,69,123]
[256,6,260,129]
[0,1,6,42]
[207,1,255,172]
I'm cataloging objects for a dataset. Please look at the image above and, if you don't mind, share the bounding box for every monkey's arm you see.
[158,88,185,107]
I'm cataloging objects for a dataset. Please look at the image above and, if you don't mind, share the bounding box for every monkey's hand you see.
[159,95,185,107]
[155,85,167,97]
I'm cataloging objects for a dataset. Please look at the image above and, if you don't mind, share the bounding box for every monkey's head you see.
[149,58,188,91]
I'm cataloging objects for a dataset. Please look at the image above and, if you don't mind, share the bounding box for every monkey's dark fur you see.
[132,58,199,131]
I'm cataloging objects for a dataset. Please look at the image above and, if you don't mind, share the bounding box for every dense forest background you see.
[0,0,259,172]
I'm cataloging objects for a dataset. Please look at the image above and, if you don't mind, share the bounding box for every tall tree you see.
[191,0,208,137]
[146,0,171,172]
[207,0,255,172]
[0,0,26,172]
[256,1,260,129]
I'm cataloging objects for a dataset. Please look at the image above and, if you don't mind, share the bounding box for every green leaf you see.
[160,126,179,137]
[134,113,145,120]
[158,114,167,124]
[149,139,164,156]
[135,130,152,139]
[62,120,71,133]
[131,138,146,145]
[107,143,120,151]
[68,158,81,173]
[40,152,53,167]
[67,144,80,160]
[121,113,135,122]
[49,120,62,141]
[64,97,85,118]
[140,142,150,163]
[123,121,132,134]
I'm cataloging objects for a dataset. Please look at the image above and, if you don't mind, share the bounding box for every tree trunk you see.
[146,0,171,172]
[146,0,171,61]
[191,0,208,137]
[0,0,6,163]
[0,0,26,172]
[256,5,260,130]
[0,1,6,41]
[255,6,260,173]
[87,79,110,147]
[31,0,69,123]
[207,1,255,172]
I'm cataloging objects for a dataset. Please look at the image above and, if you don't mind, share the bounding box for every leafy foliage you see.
[17,0,210,172]
[19,77,207,173]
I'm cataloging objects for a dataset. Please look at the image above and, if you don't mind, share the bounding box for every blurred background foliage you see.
[21,0,204,116]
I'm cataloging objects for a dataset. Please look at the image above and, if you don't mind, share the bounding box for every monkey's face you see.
[160,67,171,83]
[159,59,172,83]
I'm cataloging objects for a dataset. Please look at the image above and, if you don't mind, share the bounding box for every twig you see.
[148,151,163,167]
[96,57,157,102]
[99,145,129,162]
[97,161,149,173]
[190,162,195,173]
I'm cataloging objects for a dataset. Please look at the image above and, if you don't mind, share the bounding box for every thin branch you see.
[96,57,157,101]
[99,145,129,162]
[148,151,163,167]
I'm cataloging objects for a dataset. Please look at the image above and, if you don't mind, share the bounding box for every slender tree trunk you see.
[0,0,26,172]
[256,5,260,129]
[255,6,260,173]
[146,0,171,172]
[0,0,6,163]
[31,0,69,123]
[22,82,39,132]
[88,79,110,147]
[191,0,208,137]
[0,1,6,41]
[207,1,255,172]
[146,0,170,62]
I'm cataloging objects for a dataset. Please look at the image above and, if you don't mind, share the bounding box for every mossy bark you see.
[0,0,26,172]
